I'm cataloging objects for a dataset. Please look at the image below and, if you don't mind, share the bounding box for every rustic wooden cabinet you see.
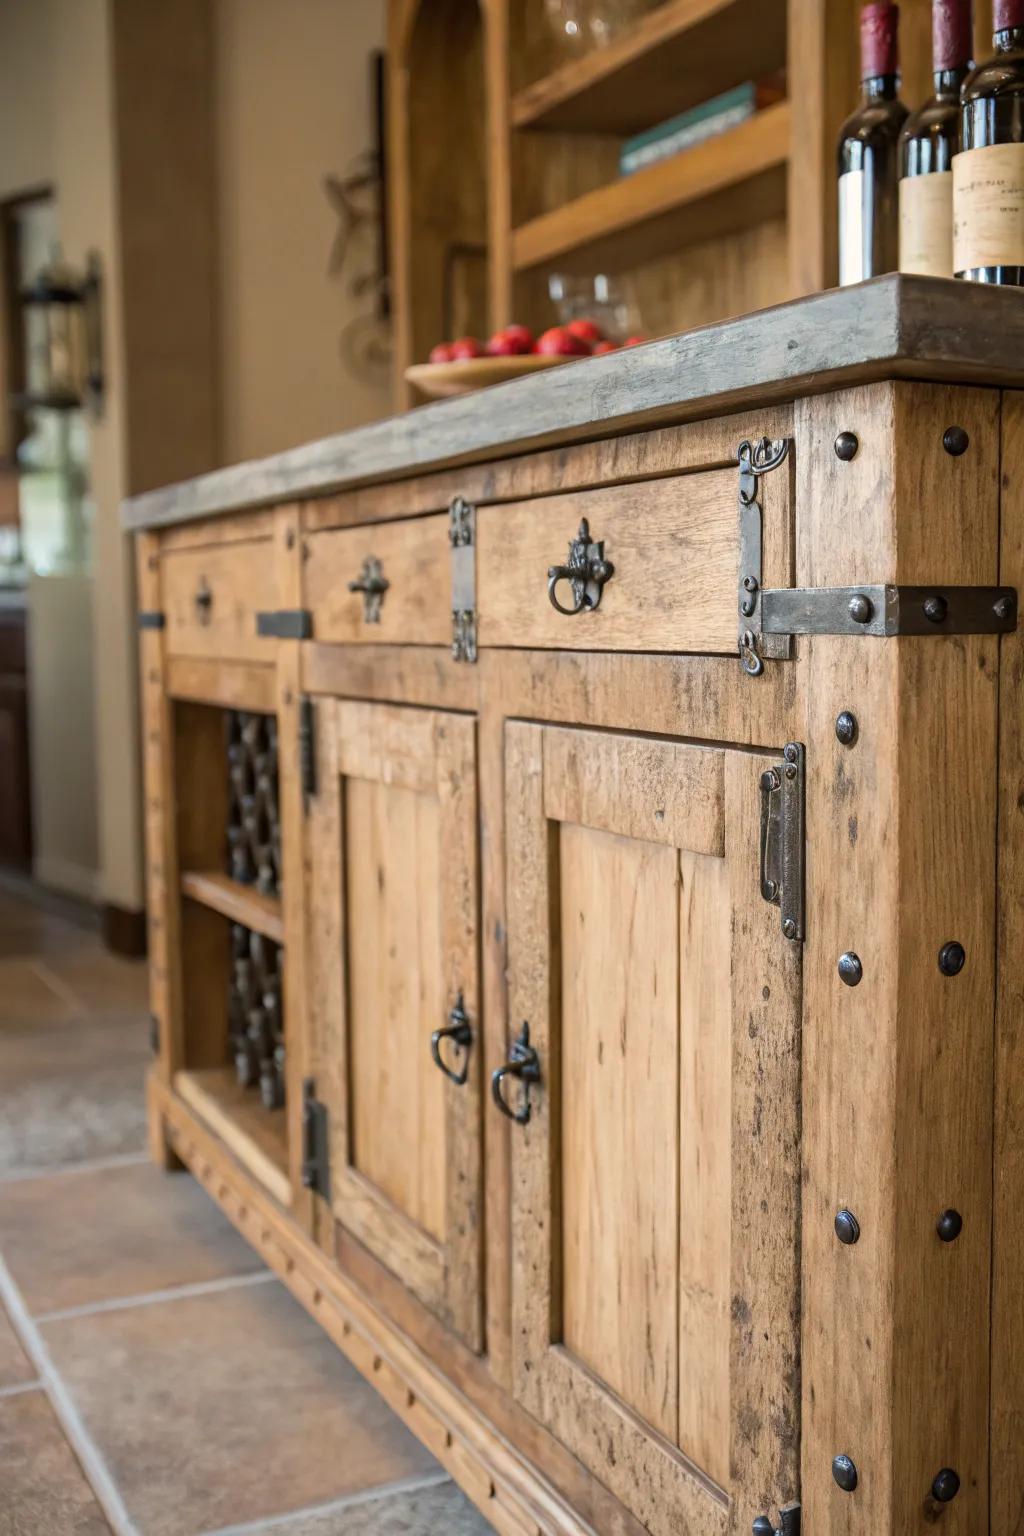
[127,277,1024,1536]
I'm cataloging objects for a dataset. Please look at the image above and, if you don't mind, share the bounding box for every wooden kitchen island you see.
[124,276,1024,1536]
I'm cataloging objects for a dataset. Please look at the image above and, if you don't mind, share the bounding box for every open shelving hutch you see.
[387,0,995,408]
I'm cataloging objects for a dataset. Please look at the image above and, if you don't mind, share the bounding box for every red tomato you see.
[592,340,618,355]
[503,323,535,350]
[429,342,453,364]
[486,328,532,356]
[624,335,647,347]
[534,326,591,356]
[566,318,604,343]
[449,336,484,360]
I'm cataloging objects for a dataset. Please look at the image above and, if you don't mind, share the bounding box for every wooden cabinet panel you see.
[162,539,277,663]
[305,514,452,646]
[476,470,747,653]
[308,698,482,1350]
[504,721,801,1535]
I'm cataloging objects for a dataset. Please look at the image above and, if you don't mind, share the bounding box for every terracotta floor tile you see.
[0,1014,149,1174]
[0,1301,34,1389]
[40,1280,440,1536]
[0,1388,110,1533]
[0,1160,264,1316]
[257,1481,494,1535]
[35,947,148,1015]
[0,955,80,1026]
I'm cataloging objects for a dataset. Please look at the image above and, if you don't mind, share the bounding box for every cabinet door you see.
[504,722,801,1536]
[309,699,482,1351]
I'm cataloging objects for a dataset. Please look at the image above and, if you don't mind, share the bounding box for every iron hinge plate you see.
[256,608,313,640]
[301,1078,330,1199]
[138,610,165,630]
[753,1502,801,1536]
[298,697,316,804]
[450,496,477,663]
[737,435,792,675]
[760,583,1016,637]
[760,742,805,943]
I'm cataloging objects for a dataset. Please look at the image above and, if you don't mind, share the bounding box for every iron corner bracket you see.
[256,608,313,640]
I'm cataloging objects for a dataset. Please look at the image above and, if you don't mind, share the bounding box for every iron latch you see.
[138,610,165,630]
[753,1503,800,1536]
[298,698,316,803]
[256,609,313,640]
[450,496,477,663]
[301,1078,330,1199]
[760,743,805,942]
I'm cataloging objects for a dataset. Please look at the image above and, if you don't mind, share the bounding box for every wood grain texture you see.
[174,1067,290,1207]
[162,539,277,662]
[304,514,452,648]
[165,655,276,712]
[477,472,739,654]
[992,390,1024,1536]
[122,277,1024,531]
[799,381,998,1534]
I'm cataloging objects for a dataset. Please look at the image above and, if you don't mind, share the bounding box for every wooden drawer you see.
[476,467,786,654]
[305,515,451,646]
[162,538,278,663]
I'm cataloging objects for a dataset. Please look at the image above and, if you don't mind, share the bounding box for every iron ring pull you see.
[194,576,213,625]
[490,1022,541,1124]
[546,518,614,616]
[430,992,473,1086]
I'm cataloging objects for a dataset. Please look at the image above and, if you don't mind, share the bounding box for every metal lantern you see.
[18,250,103,415]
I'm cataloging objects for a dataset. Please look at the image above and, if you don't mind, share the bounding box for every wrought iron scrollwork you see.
[228,923,285,1109]
[225,711,280,896]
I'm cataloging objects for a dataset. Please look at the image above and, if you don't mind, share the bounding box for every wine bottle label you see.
[953,144,1024,271]
[839,169,865,286]
[900,171,953,277]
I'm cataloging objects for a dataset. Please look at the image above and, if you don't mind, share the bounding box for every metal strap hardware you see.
[348,555,388,622]
[449,496,477,663]
[431,992,473,1085]
[752,1503,800,1536]
[761,584,1016,637]
[737,436,791,676]
[491,1023,541,1124]
[760,743,805,942]
[547,518,614,616]
[138,611,165,630]
[301,1078,330,1198]
[256,608,313,640]
[298,698,316,802]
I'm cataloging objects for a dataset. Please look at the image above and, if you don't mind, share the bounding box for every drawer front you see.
[305,514,451,646]
[477,471,742,654]
[162,540,277,662]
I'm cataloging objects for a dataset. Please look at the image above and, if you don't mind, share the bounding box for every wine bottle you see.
[955,0,1024,283]
[837,3,909,286]
[899,0,973,275]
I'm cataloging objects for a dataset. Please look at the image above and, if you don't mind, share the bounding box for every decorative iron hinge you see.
[753,1502,800,1536]
[301,1078,330,1199]
[256,608,313,640]
[760,742,805,942]
[138,610,165,630]
[450,496,477,663]
[761,584,1016,637]
[298,697,316,804]
[737,435,791,676]
[149,1012,160,1055]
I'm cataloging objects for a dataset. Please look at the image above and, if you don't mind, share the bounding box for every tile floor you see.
[0,876,490,1535]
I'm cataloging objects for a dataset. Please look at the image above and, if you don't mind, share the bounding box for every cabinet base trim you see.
[149,1073,595,1536]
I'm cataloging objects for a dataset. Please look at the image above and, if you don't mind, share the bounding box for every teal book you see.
[619,82,766,177]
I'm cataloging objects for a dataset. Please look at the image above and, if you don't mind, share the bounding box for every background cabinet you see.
[308,699,483,1352]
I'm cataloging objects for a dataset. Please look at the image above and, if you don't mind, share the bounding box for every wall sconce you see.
[17,250,103,417]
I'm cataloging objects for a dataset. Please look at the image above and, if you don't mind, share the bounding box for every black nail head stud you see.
[835,1209,861,1245]
[838,952,863,987]
[943,426,969,456]
[833,1455,858,1492]
[835,710,857,745]
[939,941,966,976]
[937,1209,963,1242]
[835,431,859,461]
[931,1468,960,1503]
[848,593,873,624]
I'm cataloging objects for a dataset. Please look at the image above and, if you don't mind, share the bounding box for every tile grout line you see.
[0,1151,151,1186]
[195,1471,456,1536]
[0,1378,43,1398]
[34,1267,278,1323]
[30,957,87,1014]
[0,1252,141,1536]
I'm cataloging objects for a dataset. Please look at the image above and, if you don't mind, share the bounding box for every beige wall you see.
[215,0,390,462]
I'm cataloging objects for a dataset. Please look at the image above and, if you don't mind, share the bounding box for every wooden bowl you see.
[405,354,571,398]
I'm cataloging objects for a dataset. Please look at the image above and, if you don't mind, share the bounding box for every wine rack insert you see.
[226,709,281,895]
[228,923,285,1110]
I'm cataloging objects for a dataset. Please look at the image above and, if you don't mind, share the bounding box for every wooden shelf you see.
[180,870,284,944]
[174,1068,290,1207]
[512,99,789,276]
[511,0,786,137]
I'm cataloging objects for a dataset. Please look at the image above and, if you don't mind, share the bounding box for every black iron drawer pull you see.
[491,1022,541,1124]
[194,576,213,625]
[348,555,389,622]
[431,993,473,1086]
[547,518,613,616]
